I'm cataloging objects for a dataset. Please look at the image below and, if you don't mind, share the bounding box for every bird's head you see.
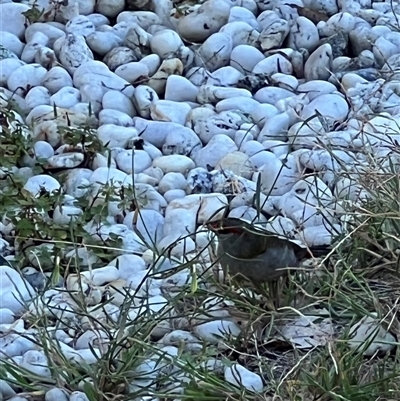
[207,218,250,237]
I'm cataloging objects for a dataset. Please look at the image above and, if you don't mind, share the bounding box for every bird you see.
[207,217,310,306]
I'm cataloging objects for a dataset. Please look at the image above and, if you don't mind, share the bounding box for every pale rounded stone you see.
[134,118,195,148]
[75,330,108,350]
[373,36,400,68]
[0,88,28,116]
[123,24,152,55]
[132,138,162,160]
[65,15,95,37]
[348,315,396,356]
[259,19,289,51]
[0,3,30,39]
[89,167,129,190]
[235,130,253,148]
[48,152,85,168]
[297,80,337,101]
[25,87,51,110]
[62,168,92,199]
[79,83,103,114]
[42,67,73,94]
[86,31,122,56]
[108,254,146,280]
[25,23,65,48]
[103,47,138,71]
[300,94,349,122]
[24,175,61,196]
[97,124,138,148]
[288,16,320,52]
[255,153,300,196]
[45,388,69,401]
[215,151,253,179]
[59,33,94,75]
[0,308,16,324]
[186,67,209,86]
[117,11,162,30]
[158,173,188,195]
[102,91,136,116]
[195,32,233,72]
[193,135,238,168]
[164,193,227,238]
[115,62,149,83]
[297,224,340,247]
[150,29,183,59]
[34,141,55,160]
[21,32,50,64]
[164,189,186,203]
[207,66,244,87]
[250,103,279,127]
[35,46,58,69]
[257,9,282,29]
[177,0,231,42]
[53,203,83,225]
[194,320,241,344]
[278,178,334,227]
[0,32,24,58]
[193,110,243,143]
[69,102,94,116]
[73,61,135,98]
[229,5,260,29]
[0,59,25,87]
[147,58,183,95]
[257,112,290,141]
[7,64,47,96]
[0,266,35,314]
[197,85,252,105]
[321,12,356,36]
[99,109,134,127]
[262,140,290,158]
[150,100,191,125]
[225,364,263,392]
[50,87,81,109]
[86,13,109,26]
[252,54,293,75]
[304,44,333,81]
[270,73,299,91]
[303,0,338,15]
[25,105,54,125]
[133,85,159,118]
[96,0,125,17]
[254,87,294,104]
[220,21,259,48]
[115,149,152,174]
[162,128,202,157]
[139,54,161,76]
[165,75,198,103]
[215,97,260,114]
[90,152,117,170]
[153,155,195,174]
[230,44,265,74]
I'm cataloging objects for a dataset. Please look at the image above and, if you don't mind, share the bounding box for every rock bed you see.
[0,0,400,398]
